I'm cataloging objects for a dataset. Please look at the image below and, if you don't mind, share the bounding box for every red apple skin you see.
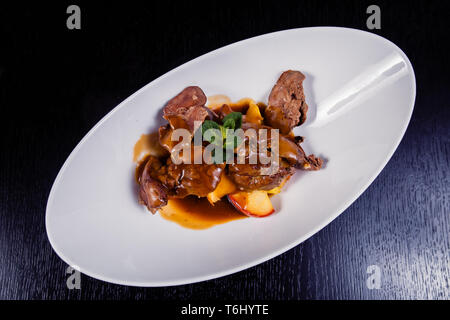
[227,194,275,218]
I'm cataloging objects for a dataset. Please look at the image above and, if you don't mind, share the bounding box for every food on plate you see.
[134,70,323,228]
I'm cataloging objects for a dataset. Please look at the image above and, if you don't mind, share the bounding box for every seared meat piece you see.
[239,122,322,170]
[158,124,173,152]
[164,159,225,198]
[139,178,168,214]
[159,86,211,154]
[228,160,295,191]
[227,122,322,191]
[163,86,209,132]
[138,156,169,213]
[279,134,323,170]
[137,155,225,212]
[265,70,308,134]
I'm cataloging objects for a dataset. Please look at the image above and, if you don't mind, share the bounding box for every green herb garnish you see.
[201,112,243,156]
[201,120,221,133]
[222,112,242,129]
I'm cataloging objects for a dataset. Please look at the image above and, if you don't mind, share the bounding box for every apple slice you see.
[228,190,275,217]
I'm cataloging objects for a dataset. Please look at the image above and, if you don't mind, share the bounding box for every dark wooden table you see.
[0,1,448,300]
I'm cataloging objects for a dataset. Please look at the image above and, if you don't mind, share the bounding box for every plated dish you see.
[134,71,323,228]
[46,27,415,286]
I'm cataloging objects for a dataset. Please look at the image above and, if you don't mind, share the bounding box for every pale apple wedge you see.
[228,190,275,217]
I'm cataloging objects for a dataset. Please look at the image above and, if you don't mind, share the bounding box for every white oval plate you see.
[46,27,415,286]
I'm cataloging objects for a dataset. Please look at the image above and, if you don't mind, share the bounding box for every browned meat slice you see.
[239,122,322,170]
[137,155,225,213]
[227,121,322,191]
[265,70,308,134]
[138,156,169,213]
[165,86,206,111]
[228,160,295,191]
[228,147,321,191]
[279,134,322,170]
[138,178,168,214]
[164,159,225,198]
[163,86,209,132]
[227,123,292,190]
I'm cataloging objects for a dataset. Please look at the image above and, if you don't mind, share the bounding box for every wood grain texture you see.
[0,0,448,300]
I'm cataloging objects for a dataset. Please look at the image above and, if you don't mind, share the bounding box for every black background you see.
[0,1,449,299]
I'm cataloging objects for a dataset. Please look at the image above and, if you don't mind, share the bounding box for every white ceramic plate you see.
[46,27,415,286]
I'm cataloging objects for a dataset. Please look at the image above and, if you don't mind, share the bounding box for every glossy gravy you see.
[133,132,169,162]
[160,196,246,229]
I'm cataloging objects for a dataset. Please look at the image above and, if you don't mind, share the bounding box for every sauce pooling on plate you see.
[160,196,246,230]
[133,132,169,163]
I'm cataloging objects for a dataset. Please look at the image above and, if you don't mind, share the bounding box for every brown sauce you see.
[159,196,246,229]
[133,132,168,163]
